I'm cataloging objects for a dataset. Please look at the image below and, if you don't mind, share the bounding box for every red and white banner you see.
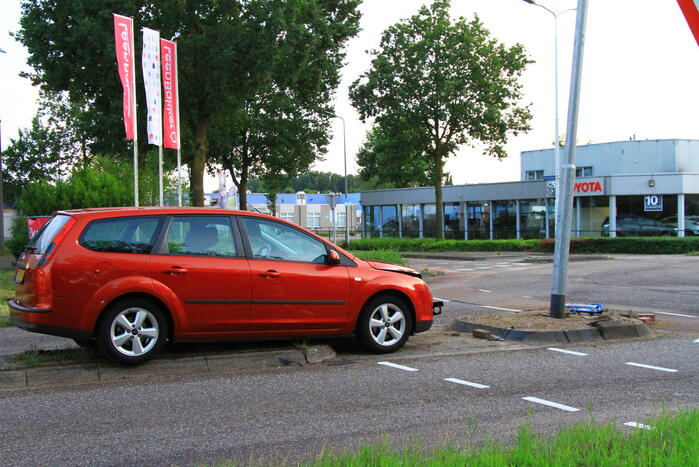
[142,28,162,146]
[160,39,180,149]
[678,0,699,46]
[113,14,136,140]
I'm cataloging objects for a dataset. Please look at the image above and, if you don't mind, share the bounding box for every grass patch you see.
[0,269,14,319]
[9,348,95,369]
[304,409,699,466]
[350,249,407,265]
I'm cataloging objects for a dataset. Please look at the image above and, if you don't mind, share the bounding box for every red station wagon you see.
[10,208,440,365]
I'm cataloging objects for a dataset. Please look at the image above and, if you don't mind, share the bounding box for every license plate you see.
[14,268,26,284]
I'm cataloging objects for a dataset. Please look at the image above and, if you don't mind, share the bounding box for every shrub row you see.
[349,236,699,255]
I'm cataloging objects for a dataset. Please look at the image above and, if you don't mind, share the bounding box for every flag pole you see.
[131,17,139,207]
[174,40,182,207]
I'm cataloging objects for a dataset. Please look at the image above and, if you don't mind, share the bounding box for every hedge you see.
[349,236,699,255]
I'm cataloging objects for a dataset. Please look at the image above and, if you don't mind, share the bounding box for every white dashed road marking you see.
[522,397,580,412]
[444,378,490,389]
[653,311,696,318]
[547,347,588,356]
[477,289,492,293]
[623,422,651,430]
[377,362,418,372]
[694,338,699,343]
[481,305,521,312]
[475,266,492,269]
[625,362,678,373]
[513,263,533,266]
[521,295,533,299]
[456,268,474,271]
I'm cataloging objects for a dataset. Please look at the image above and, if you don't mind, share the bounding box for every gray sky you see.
[2,1,699,190]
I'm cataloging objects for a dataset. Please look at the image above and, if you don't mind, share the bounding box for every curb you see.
[0,345,335,391]
[451,318,650,344]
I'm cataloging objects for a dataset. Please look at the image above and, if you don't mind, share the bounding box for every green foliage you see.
[7,217,30,260]
[249,171,394,194]
[18,0,361,206]
[349,237,538,252]
[538,237,699,255]
[306,409,699,466]
[350,0,531,238]
[350,249,406,265]
[351,236,699,255]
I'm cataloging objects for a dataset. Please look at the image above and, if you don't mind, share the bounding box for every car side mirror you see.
[327,250,341,265]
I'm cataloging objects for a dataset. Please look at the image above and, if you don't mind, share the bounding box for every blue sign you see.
[543,175,556,181]
[644,195,663,212]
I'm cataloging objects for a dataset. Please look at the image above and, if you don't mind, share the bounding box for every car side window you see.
[242,217,327,263]
[80,216,160,254]
[165,216,236,257]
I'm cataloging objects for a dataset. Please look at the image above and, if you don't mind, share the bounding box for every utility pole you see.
[550,0,588,318]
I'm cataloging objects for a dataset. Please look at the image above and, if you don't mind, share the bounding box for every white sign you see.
[644,195,663,212]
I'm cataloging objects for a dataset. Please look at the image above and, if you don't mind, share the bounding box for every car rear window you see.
[27,215,72,255]
[80,216,161,254]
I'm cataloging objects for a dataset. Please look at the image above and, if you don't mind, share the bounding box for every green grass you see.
[302,409,699,466]
[0,269,15,319]
[8,348,95,369]
[350,249,407,265]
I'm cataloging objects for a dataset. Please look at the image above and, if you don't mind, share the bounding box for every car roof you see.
[56,206,274,220]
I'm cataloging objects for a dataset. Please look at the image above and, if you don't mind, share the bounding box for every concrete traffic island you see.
[452,309,651,344]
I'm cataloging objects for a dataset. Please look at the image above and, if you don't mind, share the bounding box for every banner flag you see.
[160,39,180,149]
[678,0,699,46]
[142,28,162,145]
[113,14,136,140]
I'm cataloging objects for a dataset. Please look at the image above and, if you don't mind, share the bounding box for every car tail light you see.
[36,217,76,267]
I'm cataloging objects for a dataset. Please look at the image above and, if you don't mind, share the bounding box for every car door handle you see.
[260,270,281,279]
[165,266,188,276]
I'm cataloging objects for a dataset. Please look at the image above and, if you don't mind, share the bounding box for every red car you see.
[10,208,439,365]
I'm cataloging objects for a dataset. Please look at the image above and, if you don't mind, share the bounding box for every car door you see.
[239,216,350,332]
[150,215,251,333]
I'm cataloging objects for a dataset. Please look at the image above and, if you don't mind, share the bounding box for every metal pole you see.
[174,40,182,207]
[338,116,350,246]
[553,12,561,237]
[131,20,139,207]
[550,0,588,318]
[0,119,4,250]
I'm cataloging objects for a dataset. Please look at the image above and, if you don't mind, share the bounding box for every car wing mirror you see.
[327,249,341,265]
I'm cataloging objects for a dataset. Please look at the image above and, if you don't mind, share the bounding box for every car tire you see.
[73,338,95,349]
[356,295,412,354]
[97,298,168,366]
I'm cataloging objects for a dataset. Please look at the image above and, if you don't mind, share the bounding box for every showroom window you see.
[576,166,593,177]
[526,170,544,181]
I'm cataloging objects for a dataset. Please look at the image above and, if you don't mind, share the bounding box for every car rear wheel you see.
[356,295,412,354]
[97,298,168,365]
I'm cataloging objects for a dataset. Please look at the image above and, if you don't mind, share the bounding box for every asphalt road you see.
[0,336,696,465]
[413,254,699,319]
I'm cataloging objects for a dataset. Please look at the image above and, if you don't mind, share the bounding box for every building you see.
[360,139,699,239]
[210,191,362,234]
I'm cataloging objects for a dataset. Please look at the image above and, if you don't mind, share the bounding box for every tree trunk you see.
[238,178,248,210]
[190,117,208,206]
[434,149,444,240]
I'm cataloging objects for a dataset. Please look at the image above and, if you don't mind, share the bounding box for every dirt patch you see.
[459,309,642,331]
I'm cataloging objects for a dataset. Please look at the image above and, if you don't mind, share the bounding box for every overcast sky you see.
[2,1,699,191]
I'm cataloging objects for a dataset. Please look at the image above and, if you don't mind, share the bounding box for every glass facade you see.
[443,202,461,239]
[519,200,547,239]
[493,201,516,239]
[401,204,420,237]
[467,202,489,239]
[381,205,398,237]
[422,204,437,237]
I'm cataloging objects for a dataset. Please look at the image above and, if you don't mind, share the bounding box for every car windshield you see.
[27,215,72,255]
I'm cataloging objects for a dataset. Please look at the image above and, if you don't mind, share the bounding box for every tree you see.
[17,0,360,206]
[356,124,432,188]
[349,0,532,238]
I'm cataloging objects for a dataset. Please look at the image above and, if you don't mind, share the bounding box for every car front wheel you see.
[97,298,168,365]
[356,295,412,354]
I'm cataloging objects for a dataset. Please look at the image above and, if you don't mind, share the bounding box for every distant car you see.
[601,216,676,237]
[10,208,439,365]
[660,215,699,236]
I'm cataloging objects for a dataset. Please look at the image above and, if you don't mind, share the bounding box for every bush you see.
[350,236,699,255]
[348,237,538,252]
[350,249,406,265]
[7,217,29,259]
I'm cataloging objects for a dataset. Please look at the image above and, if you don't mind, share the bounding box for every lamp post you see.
[328,114,350,246]
[523,1,575,237]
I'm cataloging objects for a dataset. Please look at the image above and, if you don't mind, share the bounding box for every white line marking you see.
[625,362,678,373]
[432,297,450,303]
[547,347,588,356]
[377,362,418,372]
[521,295,533,299]
[513,263,533,266]
[623,421,651,430]
[475,266,492,269]
[653,311,697,319]
[444,378,489,389]
[481,305,521,312]
[456,268,474,271]
[522,396,580,412]
[694,338,699,343]
[477,289,492,293]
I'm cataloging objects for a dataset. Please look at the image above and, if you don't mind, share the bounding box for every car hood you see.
[364,260,422,278]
